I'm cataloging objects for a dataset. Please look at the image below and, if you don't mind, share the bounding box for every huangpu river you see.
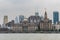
[0,33,60,40]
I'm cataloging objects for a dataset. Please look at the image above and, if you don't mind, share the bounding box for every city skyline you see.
[1,11,59,33]
[0,9,60,24]
[2,10,60,24]
[0,10,59,33]
[0,0,60,24]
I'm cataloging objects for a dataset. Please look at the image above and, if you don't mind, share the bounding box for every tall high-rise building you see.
[40,16,44,20]
[15,16,19,24]
[19,15,24,23]
[3,15,8,24]
[35,12,39,16]
[53,11,59,24]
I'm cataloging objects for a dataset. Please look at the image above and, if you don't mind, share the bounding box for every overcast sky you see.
[0,0,60,24]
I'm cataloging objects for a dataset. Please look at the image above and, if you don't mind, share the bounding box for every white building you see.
[15,16,19,24]
[55,24,60,31]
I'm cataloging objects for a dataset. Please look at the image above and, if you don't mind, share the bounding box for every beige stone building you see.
[6,20,38,32]
[10,24,22,32]
[39,11,52,31]
[22,21,38,32]
[3,16,8,24]
[54,22,60,31]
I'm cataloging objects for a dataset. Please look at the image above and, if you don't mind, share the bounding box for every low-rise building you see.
[54,22,60,31]
[6,20,38,33]
[22,20,38,32]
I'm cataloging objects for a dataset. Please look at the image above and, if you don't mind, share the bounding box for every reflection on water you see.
[0,33,60,40]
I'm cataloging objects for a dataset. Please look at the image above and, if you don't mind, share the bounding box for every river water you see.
[0,33,60,40]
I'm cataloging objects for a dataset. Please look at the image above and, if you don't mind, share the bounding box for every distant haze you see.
[0,0,60,24]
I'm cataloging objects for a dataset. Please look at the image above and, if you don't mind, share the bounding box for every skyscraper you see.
[35,12,39,16]
[53,11,59,24]
[15,16,19,24]
[19,15,24,23]
[3,15,8,24]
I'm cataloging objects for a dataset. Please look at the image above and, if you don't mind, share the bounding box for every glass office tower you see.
[53,11,59,24]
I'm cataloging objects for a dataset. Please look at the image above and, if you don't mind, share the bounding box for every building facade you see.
[19,15,24,23]
[53,11,59,24]
[3,15,8,24]
[54,22,60,31]
[22,20,38,32]
[35,12,39,16]
[6,20,38,32]
[15,16,19,24]
[39,11,52,31]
